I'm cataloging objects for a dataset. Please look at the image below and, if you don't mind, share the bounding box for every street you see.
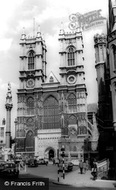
[0,163,115,190]
[21,164,115,190]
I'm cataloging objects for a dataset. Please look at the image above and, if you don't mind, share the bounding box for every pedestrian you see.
[79,160,84,174]
[86,160,89,170]
[91,161,97,180]
[83,161,87,174]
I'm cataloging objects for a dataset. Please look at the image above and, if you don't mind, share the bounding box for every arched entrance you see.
[45,147,55,161]
[49,149,54,160]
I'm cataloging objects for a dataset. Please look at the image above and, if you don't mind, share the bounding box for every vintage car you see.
[0,161,19,178]
[38,158,48,165]
[27,158,38,167]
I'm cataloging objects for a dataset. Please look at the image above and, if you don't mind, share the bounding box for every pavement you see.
[53,168,116,189]
[20,164,116,189]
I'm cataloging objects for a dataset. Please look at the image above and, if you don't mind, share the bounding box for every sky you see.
[0,0,108,136]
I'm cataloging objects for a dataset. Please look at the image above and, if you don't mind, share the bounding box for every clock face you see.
[27,79,35,88]
[67,75,76,84]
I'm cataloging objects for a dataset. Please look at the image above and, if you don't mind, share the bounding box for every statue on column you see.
[6,82,12,104]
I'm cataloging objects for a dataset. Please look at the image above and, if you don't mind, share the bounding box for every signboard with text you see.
[69,9,106,31]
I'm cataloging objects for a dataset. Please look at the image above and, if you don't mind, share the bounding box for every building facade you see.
[94,33,113,163]
[15,26,98,161]
[107,0,116,178]
[94,0,116,178]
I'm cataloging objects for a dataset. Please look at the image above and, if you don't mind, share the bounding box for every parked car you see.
[38,158,48,165]
[0,161,19,178]
[70,159,79,166]
[27,158,38,167]
[59,159,73,172]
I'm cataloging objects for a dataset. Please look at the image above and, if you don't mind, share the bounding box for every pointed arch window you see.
[68,115,77,125]
[27,97,34,115]
[67,47,75,66]
[25,130,34,152]
[68,93,77,112]
[28,51,34,70]
[43,96,60,129]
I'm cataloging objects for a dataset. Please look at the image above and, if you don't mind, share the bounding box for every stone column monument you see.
[3,83,13,160]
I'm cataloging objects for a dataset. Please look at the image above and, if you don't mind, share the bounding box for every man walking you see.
[79,160,84,174]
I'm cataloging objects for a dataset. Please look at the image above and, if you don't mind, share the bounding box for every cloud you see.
[0,38,12,51]
[0,0,108,128]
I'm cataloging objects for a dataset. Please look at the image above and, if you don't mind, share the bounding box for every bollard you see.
[57,168,60,182]
[62,157,65,179]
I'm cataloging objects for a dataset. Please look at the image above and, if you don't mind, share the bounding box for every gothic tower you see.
[94,32,113,163]
[58,28,90,160]
[94,34,107,122]
[15,27,47,155]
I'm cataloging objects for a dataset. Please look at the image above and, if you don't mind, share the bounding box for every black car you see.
[38,158,48,165]
[27,158,38,167]
[0,161,19,178]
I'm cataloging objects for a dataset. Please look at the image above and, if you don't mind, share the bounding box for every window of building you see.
[28,51,34,70]
[112,45,116,71]
[16,139,25,151]
[16,125,25,137]
[68,115,77,125]
[27,97,34,115]
[77,126,87,135]
[25,130,34,151]
[43,96,59,129]
[73,146,77,152]
[67,46,75,66]
[0,127,4,137]
[68,93,77,111]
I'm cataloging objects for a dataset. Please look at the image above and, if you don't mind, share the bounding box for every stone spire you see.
[37,25,41,37]
[59,22,65,35]
[21,27,26,40]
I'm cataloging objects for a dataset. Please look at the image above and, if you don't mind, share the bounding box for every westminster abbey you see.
[15,26,98,161]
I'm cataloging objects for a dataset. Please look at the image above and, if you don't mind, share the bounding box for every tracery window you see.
[77,126,87,135]
[25,130,34,151]
[28,51,34,70]
[67,46,75,66]
[27,97,34,115]
[68,93,77,112]
[68,115,77,125]
[16,139,25,151]
[43,96,59,129]
[16,124,25,137]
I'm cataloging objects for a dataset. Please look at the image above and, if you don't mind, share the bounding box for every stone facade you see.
[94,0,115,172]
[15,26,99,160]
